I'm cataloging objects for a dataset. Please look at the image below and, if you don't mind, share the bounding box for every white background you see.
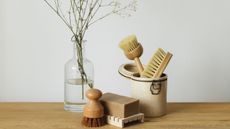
[1,0,230,102]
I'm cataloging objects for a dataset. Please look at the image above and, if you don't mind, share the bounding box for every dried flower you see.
[44,0,137,88]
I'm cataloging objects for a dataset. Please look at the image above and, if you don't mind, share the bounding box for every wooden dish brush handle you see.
[134,58,144,73]
[83,89,104,118]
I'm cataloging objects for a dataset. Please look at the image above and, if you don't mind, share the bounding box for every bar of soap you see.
[100,93,139,118]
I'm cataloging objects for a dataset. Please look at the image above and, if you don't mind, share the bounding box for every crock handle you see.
[150,82,161,95]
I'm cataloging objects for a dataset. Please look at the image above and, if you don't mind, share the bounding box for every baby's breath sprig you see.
[44,0,137,88]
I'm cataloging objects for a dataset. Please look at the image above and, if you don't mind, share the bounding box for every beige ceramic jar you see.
[119,63,167,117]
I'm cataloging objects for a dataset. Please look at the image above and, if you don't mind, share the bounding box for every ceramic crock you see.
[118,63,167,117]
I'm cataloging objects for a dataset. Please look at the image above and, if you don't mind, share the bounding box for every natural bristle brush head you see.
[119,35,138,52]
[119,35,143,60]
[81,88,105,127]
[141,48,173,78]
[119,35,144,73]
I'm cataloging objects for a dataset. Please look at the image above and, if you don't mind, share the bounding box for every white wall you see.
[0,0,5,101]
[1,0,230,102]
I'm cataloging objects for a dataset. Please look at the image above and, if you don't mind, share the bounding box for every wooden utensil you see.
[141,48,172,78]
[119,35,144,74]
[82,88,105,127]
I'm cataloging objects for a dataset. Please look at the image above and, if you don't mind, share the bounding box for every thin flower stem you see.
[44,0,76,36]
[88,5,129,26]
[44,0,137,90]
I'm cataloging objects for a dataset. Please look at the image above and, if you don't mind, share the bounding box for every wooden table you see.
[0,103,229,129]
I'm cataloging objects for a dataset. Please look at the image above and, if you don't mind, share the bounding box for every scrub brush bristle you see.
[119,35,139,52]
[141,48,172,78]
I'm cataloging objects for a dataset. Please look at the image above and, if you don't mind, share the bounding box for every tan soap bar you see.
[100,93,139,118]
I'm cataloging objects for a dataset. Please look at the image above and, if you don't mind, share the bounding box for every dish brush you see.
[119,35,144,74]
[141,48,172,78]
[82,88,105,127]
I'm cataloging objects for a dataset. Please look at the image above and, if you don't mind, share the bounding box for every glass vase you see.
[64,40,94,112]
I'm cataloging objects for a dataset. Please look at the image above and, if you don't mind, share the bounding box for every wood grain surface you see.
[0,103,229,129]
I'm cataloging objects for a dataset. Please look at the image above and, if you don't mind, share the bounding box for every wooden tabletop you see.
[0,103,229,129]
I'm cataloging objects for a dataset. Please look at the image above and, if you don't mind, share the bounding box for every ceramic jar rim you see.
[118,63,167,82]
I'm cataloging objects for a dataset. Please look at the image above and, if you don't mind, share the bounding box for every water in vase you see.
[64,78,93,112]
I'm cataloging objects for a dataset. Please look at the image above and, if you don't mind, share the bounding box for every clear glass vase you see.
[64,40,94,112]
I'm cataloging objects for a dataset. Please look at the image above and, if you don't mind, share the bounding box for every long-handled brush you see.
[141,48,172,78]
[82,88,105,127]
[119,35,144,74]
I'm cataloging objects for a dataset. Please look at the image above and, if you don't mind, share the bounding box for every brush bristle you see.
[81,116,105,127]
[141,48,167,78]
[119,35,139,53]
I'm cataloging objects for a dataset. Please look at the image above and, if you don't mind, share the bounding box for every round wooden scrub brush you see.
[119,35,144,74]
[82,88,105,127]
